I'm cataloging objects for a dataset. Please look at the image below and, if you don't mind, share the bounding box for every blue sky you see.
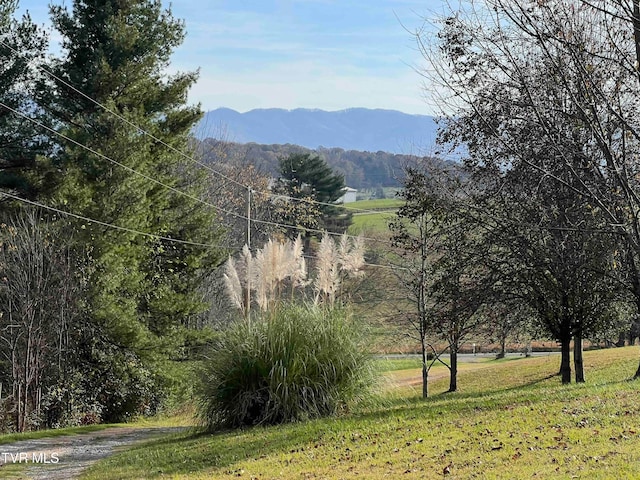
[16,0,445,115]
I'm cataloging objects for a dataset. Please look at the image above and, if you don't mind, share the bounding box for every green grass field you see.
[343,198,400,235]
[349,211,395,234]
[80,347,640,479]
[340,198,403,211]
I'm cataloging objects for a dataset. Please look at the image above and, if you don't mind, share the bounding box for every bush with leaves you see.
[197,303,373,431]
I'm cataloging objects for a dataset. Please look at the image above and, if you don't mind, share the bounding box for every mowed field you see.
[344,198,402,235]
[81,347,640,479]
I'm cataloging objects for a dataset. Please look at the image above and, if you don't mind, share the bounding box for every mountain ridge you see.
[196,107,439,155]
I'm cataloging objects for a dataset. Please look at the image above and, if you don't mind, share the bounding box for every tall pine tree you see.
[38,0,224,420]
[0,0,49,198]
[275,153,352,237]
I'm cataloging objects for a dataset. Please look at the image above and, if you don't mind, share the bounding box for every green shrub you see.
[197,303,374,431]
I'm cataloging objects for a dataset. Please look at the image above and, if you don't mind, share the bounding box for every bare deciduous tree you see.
[420,0,637,381]
[0,210,86,431]
[390,163,485,394]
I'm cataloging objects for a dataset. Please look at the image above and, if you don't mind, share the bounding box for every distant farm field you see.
[82,346,640,480]
[342,198,404,210]
[344,198,400,235]
[349,211,395,234]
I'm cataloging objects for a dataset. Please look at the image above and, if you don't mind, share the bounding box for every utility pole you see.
[245,186,252,319]
[247,186,252,249]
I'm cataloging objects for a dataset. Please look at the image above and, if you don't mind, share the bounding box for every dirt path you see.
[0,426,185,479]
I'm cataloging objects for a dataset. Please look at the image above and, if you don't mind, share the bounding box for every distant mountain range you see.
[196,108,439,155]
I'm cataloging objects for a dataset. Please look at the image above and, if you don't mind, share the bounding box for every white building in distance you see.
[337,187,357,204]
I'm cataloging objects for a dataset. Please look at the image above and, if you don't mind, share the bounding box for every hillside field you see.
[344,198,400,235]
[81,347,640,479]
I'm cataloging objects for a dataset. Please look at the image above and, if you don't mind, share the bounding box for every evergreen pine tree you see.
[0,0,49,198]
[38,0,224,419]
[275,153,352,237]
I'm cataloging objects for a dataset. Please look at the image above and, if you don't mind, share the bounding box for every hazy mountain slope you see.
[196,108,439,155]
[197,140,456,189]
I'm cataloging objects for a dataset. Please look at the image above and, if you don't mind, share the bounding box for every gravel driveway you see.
[0,426,185,479]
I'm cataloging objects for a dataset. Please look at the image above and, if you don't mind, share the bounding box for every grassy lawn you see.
[344,199,399,235]
[342,198,408,235]
[375,356,425,372]
[80,347,640,479]
[375,355,496,372]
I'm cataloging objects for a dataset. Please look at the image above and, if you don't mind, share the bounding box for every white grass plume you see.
[288,234,307,288]
[253,248,269,311]
[338,233,365,276]
[223,256,244,311]
[314,232,339,305]
[223,233,362,315]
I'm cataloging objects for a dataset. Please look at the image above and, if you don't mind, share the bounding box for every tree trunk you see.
[421,339,429,399]
[632,0,640,84]
[17,383,22,433]
[632,0,640,377]
[448,348,458,392]
[573,329,585,383]
[634,311,640,378]
[422,363,429,399]
[497,337,506,359]
[560,336,572,384]
[634,316,640,377]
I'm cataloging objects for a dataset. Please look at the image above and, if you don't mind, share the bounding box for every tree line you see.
[197,139,455,190]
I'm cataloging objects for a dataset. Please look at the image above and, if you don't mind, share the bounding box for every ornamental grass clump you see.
[198,303,373,431]
[223,233,365,314]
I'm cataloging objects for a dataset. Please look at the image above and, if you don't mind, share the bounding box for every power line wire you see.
[0,100,244,219]
[0,101,394,244]
[245,216,389,244]
[301,254,407,272]
[0,189,400,259]
[1,40,247,190]
[0,190,234,250]
[1,50,400,246]
[263,186,395,214]
[0,39,395,216]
